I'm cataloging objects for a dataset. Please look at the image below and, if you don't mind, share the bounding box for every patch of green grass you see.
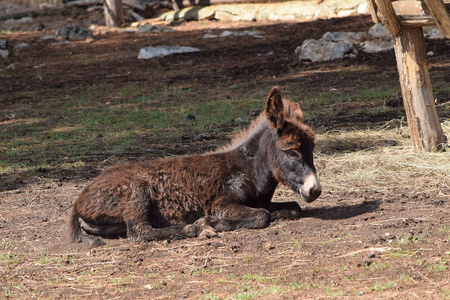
[34,253,51,266]
[0,252,21,269]
[428,262,447,272]
[289,281,304,291]
[284,239,302,250]
[1,84,266,178]
[372,281,396,292]
[367,261,391,271]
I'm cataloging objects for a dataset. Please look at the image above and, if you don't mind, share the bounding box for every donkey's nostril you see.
[301,184,321,203]
[310,185,322,199]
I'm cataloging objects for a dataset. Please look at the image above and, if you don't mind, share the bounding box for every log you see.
[104,0,124,28]
[393,27,447,151]
[422,0,450,37]
[0,7,64,21]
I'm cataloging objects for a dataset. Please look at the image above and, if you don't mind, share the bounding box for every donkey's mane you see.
[214,98,314,154]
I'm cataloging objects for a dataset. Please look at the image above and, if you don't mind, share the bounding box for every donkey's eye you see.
[285,150,301,159]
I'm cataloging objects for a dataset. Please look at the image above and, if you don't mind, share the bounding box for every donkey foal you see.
[70,86,321,246]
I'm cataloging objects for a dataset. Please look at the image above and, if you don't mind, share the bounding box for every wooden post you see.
[374,0,401,35]
[104,0,124,28]
[393,27,447,151]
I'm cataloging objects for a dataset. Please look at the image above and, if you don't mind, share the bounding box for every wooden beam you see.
[374,0,402,35]
[372,0,450,28]
[423,0,450,37]
[393,27,447,151]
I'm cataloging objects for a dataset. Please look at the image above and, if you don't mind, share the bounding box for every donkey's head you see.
[265,87,321,203]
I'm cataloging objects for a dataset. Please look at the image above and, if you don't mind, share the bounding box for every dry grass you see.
[315,120,450,194]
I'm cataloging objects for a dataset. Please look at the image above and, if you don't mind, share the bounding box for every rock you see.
[362,40,393,53]
[204,29,264,39]
[57,25,94,41]
[1,4,20,15]
[423,26,444,39]
[234,117,251,124]
[250,109,262,116]
[42,35,57,41]
[7,63,16,70]
[368,23,390,39]
[136,24,175,34]
[203,33,218,39]
[219,30,234,37]
[295,24,395,62]
[5,17,33,24]
[320,31,368,42]
[14,42,29,51]
[0,49,9,58]
[296,39,355,62]
[138,46,200,59]
[0,40,7,49]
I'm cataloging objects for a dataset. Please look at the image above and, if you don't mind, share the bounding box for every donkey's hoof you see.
[199,227,218,239]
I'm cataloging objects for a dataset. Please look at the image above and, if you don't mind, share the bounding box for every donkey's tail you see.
[69,208,105,248]
[69,207,84,243]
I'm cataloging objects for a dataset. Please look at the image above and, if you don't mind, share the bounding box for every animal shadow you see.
[302,200,380,220]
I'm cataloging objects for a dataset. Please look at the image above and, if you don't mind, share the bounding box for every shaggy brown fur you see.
[70,87,321,246]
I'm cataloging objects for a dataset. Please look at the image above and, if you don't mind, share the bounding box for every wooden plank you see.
[399,17,436,27]
[392,27,448,151]
[374,0,402,35]
[423,0,450,37]
[390,0,450,16]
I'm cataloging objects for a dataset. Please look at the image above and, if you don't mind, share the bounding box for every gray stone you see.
[320,31,367,42]
[138,46,200,59]
[0,49,9,58]
[42,35,57,41]
[234,117,251,124]
[0,40,7,49]
[57,25,94,41]
[14,42,29,51]
[295,24,396,62]
[362,40,393,53]
[5,17,33,24]
[1,4,20,15]
[136,24,175,34]
[368,23,390,39]
[295,39,355,62]
[423,26,444,39]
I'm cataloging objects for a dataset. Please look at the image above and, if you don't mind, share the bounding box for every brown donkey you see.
[70,87,321,246]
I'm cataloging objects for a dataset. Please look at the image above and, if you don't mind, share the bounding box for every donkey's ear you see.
[265,86,285,130]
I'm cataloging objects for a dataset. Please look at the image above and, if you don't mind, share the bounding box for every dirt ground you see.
[1,7,450,300]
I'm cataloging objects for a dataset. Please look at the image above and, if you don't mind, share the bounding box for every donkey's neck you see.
[216,115,279,198]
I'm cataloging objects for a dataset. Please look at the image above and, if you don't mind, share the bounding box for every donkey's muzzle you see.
[300,174,321,203]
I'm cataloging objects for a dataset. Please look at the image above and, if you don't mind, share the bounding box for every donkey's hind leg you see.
[269,201,302,221]
[125,219,215,242]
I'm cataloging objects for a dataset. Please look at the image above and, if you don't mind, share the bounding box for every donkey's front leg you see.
[206,202,271,232]
[269,201,302,221]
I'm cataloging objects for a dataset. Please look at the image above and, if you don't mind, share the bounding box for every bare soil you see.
[1,10,450,299]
